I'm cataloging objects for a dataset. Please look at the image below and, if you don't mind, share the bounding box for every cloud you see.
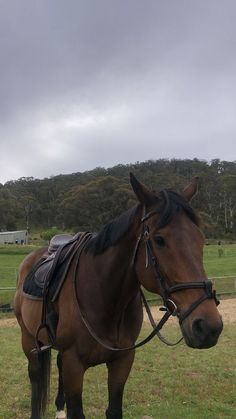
[0,0,236,184]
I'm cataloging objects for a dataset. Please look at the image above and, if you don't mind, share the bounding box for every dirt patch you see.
[217,298,236,323]
[0,298,235,328]
[143,298,236,324]
[0,317,19,328]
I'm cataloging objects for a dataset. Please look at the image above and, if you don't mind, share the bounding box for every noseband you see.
[138,206,220,326]
[72,205,220,352]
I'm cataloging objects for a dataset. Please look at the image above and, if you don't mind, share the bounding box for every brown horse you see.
[14,174,223,419]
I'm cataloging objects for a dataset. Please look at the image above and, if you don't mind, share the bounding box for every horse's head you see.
[130,173,223,349]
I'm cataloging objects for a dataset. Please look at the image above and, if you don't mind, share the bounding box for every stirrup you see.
[31,323,53,354]
[31,343,52,354]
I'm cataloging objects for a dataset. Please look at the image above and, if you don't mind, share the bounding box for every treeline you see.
[0,158,235,239]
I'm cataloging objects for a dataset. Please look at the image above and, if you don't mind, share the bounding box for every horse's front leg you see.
[55,352,66,419]
[106,351,135,419]
[62,348,86,419]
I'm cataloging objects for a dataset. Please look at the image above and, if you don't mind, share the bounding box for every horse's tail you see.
[38,349,52,415]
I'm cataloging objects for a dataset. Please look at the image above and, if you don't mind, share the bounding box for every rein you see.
[73,204,219,352]
[73,237,176,352]
[34,204,219,354]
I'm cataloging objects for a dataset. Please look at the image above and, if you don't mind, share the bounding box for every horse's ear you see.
[182,176,199,201]
[130,173,154,204]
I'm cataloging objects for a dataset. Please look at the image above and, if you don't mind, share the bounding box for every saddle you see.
[23,233,81,301]
[48,233,75,254]
[23,232,92,352]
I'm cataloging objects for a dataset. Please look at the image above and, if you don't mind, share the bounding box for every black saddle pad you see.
[23,256,58,300]
[23,238,79,301]
[23,232,93,302]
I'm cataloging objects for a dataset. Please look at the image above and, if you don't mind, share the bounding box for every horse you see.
[14,173,223,419]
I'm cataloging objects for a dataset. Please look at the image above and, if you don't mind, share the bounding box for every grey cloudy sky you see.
[0,0,235,184]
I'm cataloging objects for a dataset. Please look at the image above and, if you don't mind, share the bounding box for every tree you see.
[0,188,19,230]
[2,159,236,239]
[58,176,136,232]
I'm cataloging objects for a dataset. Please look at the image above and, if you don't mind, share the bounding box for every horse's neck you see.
[80,224,141,319]
[96,228,138,288]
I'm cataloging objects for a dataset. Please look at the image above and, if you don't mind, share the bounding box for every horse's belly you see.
[18,296,50,343]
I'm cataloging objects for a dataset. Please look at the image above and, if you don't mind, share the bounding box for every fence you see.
[212,276,236,297]
[0,268,236,313]
[143,276,236,306]
[0,267,18,312]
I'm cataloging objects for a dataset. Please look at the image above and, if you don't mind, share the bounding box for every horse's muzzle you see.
[181,316,223,349]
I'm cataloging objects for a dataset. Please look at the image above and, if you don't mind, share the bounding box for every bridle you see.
[138,204,220,327]
[73,202,220,352]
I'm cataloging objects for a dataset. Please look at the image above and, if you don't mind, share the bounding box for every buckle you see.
[205,280,213,297]
[166,299,178,316]
[213,290,220,306]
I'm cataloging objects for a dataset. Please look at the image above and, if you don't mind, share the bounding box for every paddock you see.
[0,300,235,418]
[0,242,235,417]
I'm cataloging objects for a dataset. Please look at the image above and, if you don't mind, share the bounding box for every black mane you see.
[85,205,140,255]
[86,189,199,255]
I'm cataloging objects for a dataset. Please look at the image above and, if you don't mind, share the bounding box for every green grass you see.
[0,244,235,417]
[144,244,236,303]
[204,244,236,277]
[0,245,40,286]
[0,244,236,309]
[0,323,235,418]
[204,244,236,298]
[0,245,40,309]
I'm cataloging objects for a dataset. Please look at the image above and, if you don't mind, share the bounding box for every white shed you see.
[0,230,28,244]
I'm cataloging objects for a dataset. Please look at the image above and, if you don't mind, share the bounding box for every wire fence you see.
[0,267,18,312]
[0,268,235,313]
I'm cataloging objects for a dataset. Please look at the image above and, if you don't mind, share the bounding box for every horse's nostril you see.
[190,317,223,348]
[192,318,206,337]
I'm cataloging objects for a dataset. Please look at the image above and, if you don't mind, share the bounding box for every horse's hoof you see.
[55,411,66,419]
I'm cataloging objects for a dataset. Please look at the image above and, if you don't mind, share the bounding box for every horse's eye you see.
[155,236,165,247]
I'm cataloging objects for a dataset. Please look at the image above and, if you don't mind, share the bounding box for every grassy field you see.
[0,244,236,417]
[0,322,235,418]
[204,244,236,276]
[0,245,40,307]
[0,245,40,287]
[0,243,236,308]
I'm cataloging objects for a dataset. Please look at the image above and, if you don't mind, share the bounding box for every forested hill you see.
[0,158,235,239]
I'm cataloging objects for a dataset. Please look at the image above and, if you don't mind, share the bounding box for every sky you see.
[0,0,236,184]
